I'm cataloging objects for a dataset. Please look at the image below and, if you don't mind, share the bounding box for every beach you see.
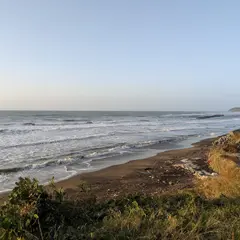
[1,111,239,193]
[0,136,214,204]
[54,137,214,200]
[1,129,240,239]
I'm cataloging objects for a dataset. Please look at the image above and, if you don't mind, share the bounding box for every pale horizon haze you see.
[0,1,239,111]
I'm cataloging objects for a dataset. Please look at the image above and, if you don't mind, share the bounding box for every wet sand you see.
[55,137,214,200]
[0,137,214,203]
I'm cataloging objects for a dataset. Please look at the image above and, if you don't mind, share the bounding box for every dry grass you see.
[197,174,240,198]
[230,130,240,143]
[197,132,240,199]
[208,148,238,175]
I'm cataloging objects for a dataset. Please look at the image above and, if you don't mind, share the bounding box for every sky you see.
[0,0,239,111]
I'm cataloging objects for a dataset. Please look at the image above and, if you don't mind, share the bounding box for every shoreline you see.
[53,135,212,187]
[55,137,215,200]
[0,136,215,203]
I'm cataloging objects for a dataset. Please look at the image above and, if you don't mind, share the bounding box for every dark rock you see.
[197,114,224,120]
[23,122,35,126]
[145,167,152,171]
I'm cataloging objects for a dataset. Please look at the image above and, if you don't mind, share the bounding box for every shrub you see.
[1,179,240,239]
[0,177,47,239]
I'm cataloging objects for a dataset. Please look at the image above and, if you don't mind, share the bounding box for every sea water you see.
[0,111,239,192]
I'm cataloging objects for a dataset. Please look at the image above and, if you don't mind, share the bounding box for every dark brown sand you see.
[55,138,214,201]
[0,138,214,203]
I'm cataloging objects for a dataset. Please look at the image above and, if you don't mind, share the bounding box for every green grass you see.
[1,178,240,239]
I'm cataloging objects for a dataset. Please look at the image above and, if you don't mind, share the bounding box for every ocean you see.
[0,111,239,192]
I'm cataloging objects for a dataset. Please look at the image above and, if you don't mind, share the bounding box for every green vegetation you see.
[1,130,240,239]
[1,178,240,240]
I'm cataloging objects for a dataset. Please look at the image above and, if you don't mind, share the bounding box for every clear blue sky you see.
[0,0,239,111]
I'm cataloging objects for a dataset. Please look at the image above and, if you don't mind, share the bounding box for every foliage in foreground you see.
[1,130,240,239]
[1,178,240,239]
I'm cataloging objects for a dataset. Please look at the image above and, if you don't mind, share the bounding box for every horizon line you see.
[0,109,227,112]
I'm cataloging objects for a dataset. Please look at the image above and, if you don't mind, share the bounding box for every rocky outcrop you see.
[173,158,217,179]
[197,114,224,120]
[213,130,240,153]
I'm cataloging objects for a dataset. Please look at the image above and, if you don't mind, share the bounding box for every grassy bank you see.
[0,130,240,240]
[197,129,240,199]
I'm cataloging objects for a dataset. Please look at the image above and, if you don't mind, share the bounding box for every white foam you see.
[0,111,238,192]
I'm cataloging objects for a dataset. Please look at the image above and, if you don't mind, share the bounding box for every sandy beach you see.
[0,137,215,204]
[53,137,214,201]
